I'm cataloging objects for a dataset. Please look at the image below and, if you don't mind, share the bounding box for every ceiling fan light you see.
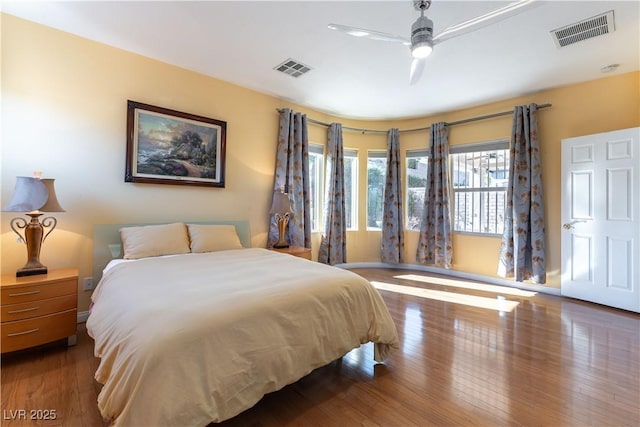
[411,15,434,58]
[411,42,433,58]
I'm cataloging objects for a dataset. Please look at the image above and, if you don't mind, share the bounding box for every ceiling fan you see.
[328,0,537,85]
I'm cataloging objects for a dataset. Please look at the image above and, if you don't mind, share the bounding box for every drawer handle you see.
[7,307,40,314]
[8,290,41,297]
[7,328,39,337]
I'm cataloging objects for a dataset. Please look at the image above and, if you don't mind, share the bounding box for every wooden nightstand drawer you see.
[1,294,77,322]
[1,279,76,305]
[270,246,312,260]
[1,309,77,353]
[1,268,78,353]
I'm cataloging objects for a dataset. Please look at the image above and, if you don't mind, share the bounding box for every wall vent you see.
[274,58,312,78]
[550,10,615,48]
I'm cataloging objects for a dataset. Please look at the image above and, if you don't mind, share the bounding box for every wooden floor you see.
[1,268,639,426]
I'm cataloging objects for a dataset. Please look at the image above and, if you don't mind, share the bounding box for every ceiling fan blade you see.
[409,58,425,85]
[328,24,410,45]
[433,0,538,44]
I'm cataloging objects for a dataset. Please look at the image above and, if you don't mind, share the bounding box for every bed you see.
[87,222,399,426]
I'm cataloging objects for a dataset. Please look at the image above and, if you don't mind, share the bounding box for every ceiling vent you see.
[274,59,312,78]
[550,10,615,48]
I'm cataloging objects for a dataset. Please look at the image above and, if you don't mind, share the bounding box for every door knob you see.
[563,220,586,230]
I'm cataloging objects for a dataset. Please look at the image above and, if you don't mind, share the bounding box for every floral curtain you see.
[268,108,311,248]
[416,122,453,268]
[318,123,346,265]
[381,128,404,264]
[498,104,546,283]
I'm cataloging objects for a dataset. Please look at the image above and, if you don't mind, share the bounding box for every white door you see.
[561,127,640,313]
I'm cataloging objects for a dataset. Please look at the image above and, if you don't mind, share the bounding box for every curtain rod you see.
[276,103,552,135]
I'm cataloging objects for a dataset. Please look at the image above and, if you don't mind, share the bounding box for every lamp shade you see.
[2,177,48,212]
[2,176,65,213]
[39,179,65,212]
[269,191,292,214]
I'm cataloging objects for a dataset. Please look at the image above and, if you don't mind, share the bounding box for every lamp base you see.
[16,266,48,277]
[273,214,290,250]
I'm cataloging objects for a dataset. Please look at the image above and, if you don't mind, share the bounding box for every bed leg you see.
[67,334,77,347]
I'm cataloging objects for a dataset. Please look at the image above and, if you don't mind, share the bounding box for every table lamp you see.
[2,173,65,277]
[270,191,292,248]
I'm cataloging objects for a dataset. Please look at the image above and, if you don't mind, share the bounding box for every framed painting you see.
[125,100,226,188]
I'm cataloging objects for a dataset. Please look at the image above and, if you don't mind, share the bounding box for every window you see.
[344,149,358,230]
[308,145,356,232]
[450,141,510,235]
[308,144,324,231]
[367,151,387,229]
[406,150,429,231]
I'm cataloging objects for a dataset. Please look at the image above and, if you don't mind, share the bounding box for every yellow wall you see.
[2,14,639,312]
[0,14,331,311]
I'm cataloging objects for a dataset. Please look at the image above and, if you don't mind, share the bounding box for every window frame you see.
[405,149,429,231]
[343,148,359,231]
[308,143,324,232]
[366,150,388,231]
[450,140,510,236]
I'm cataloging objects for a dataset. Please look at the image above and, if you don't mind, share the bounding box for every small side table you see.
[269,246,312,260]
[1,268,78,353]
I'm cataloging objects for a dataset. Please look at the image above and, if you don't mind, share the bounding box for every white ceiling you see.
[2,1,638,120]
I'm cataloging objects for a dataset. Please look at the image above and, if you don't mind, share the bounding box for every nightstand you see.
[269,246,312,260]
[1,268,78,353]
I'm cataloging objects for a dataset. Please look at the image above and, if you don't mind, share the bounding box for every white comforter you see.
[87,248,399,426]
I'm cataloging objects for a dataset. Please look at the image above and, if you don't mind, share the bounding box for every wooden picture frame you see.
[125,100,226,188]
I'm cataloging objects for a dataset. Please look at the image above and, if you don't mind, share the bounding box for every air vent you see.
[550,10,615,48]
[274,59,312,78]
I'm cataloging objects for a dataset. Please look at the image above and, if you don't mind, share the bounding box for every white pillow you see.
[120,223,190,259]
[187,224,244,253]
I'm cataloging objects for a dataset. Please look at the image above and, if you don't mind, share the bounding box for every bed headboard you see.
[92,221,251,285]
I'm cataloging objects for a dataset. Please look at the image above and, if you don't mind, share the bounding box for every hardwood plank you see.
[1,268,638,426]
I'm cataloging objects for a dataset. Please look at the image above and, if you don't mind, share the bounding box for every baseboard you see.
[77,310,89,323]
[335,262,561,296]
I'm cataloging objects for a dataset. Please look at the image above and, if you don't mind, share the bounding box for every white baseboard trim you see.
[335,262,561,296]
[77,310,90,323]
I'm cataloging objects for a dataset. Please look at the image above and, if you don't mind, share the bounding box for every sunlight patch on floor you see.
[402,305,423,356]
[394,274,537,297]
[371,281,520,312]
